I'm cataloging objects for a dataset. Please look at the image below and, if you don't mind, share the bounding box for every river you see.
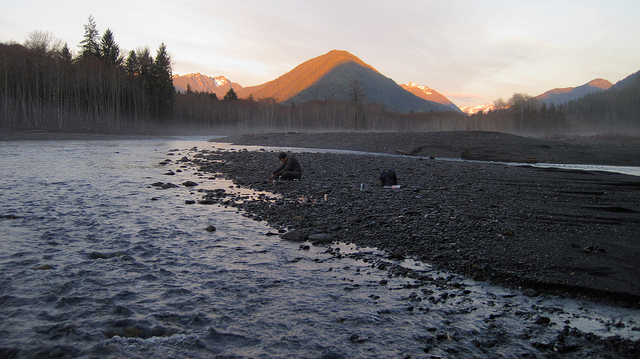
[0,137,638,358]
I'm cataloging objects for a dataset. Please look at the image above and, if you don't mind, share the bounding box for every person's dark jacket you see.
[273,156,302,177]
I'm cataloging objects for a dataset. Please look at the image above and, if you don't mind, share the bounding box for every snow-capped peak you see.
[459,103,495,115]
[214,76,228,87]
[404,82,432,95]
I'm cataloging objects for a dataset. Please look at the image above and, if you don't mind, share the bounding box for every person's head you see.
[278,152,288,162]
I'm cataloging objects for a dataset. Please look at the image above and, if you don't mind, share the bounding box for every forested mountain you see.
[237,50,376,102]
[535,79,612,105]
[562,70,640,131]
[172,73,243,98]
[239,50,456,113]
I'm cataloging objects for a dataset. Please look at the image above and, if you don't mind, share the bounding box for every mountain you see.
[562,69,640,128]
[172,73,243,98]
[535,78,612,105]
[241,50,457,113]
[608,69,640,91]
[459,103,495,115]
[400,82,462,113]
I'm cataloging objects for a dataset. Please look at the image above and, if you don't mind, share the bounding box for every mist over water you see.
[0,138,638,358]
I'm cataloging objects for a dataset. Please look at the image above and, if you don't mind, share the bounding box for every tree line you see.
[470,73,640,137]
[0,16,174,132]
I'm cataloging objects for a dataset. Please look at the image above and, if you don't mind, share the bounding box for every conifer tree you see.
[150,42,174,118]
[99,28,121,65]
[58,43,73,63]
[124,50,139,75]
[224,88,238,101]
[79,16,100,59]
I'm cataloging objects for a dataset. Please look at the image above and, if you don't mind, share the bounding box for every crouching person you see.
[270,152,302,180]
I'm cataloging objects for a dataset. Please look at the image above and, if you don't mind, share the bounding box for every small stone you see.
[205,225,216,232]
[183,181,199,187]
[522,288,539,297]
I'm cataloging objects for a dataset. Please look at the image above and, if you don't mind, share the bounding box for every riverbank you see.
[193,131,640,307]
[220,131,640,166]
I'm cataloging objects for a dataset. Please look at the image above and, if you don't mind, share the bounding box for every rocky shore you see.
[189,131,640,307]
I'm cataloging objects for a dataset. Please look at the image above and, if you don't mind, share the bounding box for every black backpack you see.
[379,169,397,187]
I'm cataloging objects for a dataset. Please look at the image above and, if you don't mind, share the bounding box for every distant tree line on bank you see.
[470,73,640,137]
[0,16,174,132]
[1,17,638,136]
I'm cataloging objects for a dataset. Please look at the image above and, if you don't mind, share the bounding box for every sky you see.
[1,0,639,107]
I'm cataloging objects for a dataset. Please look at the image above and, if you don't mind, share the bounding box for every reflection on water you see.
[0,138,638,358]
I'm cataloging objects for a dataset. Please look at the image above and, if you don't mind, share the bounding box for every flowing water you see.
[0,138,638,358]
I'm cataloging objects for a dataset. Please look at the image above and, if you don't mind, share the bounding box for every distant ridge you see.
[172,73,243,98]
[535,78,612,105]
[401,82,462,113]
[459,103,495,115]
[241,50,456,113]
[172,50,462,113]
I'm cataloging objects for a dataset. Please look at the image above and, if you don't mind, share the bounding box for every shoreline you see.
[219,131,640,167]
[191,131,640,307]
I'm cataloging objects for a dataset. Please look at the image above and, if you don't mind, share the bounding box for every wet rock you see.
[349,334,368,344]
[33,264,54,270]
[534,316,552,325]
[183,181,199,187]
[89,251,126,260]
[308,233,333,244]
[185,200,196,204]
[522,288,539,297]
[151,182,179,189]
[281,231,307,242]
[205,225,216,232]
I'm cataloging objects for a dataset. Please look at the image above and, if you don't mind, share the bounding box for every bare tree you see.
[24,30,62,54]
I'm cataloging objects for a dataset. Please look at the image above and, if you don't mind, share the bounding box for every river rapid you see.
[0,137,638,358]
